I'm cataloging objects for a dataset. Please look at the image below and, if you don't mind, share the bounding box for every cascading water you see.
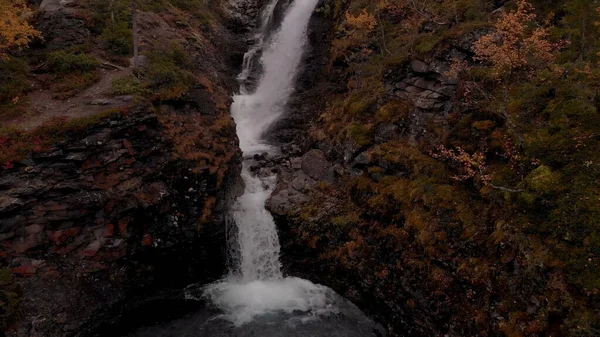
[122,1,385,335]
[203,0,338,326]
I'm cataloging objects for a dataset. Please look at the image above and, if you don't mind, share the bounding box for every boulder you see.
[410,60,429,73]
[291,172,317,193]
[37,11,90,50]
[352,151,370,168]
[301,149,332,180]
[266,189,310,216]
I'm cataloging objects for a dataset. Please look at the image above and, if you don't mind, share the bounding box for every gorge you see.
[1,0,600,336]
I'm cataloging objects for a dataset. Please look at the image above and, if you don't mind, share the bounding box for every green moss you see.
[83,0,131,34]
[415,34,442,54]
[526,165,561,195]
[51,71,102,99]
[377,100,410,123]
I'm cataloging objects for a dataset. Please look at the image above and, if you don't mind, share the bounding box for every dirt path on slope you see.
[6,65,134,131]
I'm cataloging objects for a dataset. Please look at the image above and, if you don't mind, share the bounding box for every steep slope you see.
[268,0,600,336]
[0,0,255,335]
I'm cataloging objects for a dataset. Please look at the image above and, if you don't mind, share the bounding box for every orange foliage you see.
[0,0,40,58]
[345,9,377,31]
[431,144,490,183]
[473,0,557,75]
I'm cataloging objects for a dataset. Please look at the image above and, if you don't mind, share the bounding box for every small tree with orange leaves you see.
[331,8,378,64]
[0,0,40,59]
[473,0,557,77]
[343,9,377,52]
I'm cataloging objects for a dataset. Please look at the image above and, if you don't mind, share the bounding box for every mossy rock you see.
[526,165,561,194]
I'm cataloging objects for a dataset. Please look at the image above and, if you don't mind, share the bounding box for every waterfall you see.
[202,0,336,326]
[233,0,318,155]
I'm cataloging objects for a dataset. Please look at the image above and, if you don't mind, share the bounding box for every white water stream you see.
[202,0,336,327]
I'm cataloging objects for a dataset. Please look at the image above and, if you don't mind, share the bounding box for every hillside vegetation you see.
[289,0,600,335]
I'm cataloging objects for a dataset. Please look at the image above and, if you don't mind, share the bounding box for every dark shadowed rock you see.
[0,104,241,337]
[37,11,90,50]
[352,151,370,168]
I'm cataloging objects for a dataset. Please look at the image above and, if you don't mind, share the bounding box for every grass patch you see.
[50,71,102,99]
[141,44,195,101]
[47,51,100,73]
[42,51,101,99]
[110,75,144,96]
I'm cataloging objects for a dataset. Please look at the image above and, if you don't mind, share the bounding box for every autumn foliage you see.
[303,0,600,335]
[0,0,40,58]
[473,0,557,75]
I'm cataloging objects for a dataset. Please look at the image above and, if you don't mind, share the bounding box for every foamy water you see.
[202,277,337,326]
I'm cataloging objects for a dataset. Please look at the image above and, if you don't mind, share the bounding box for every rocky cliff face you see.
[265,1,599,336]
[1,103,241,336]
[0,0,256,335]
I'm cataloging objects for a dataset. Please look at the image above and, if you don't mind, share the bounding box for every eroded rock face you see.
[0,104,241,337]
[37,10,90,50]
[266,149,336,218]
[261,8,486,336]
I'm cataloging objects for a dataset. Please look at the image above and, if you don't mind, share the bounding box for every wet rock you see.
[333,163,346,176]
[0,176,21,190]
[342,141,361,163]
[413,97,438,110]
[0,104,241,337]
[32,149,63,159]
[11,232,46,253]
[282,143,302,155]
